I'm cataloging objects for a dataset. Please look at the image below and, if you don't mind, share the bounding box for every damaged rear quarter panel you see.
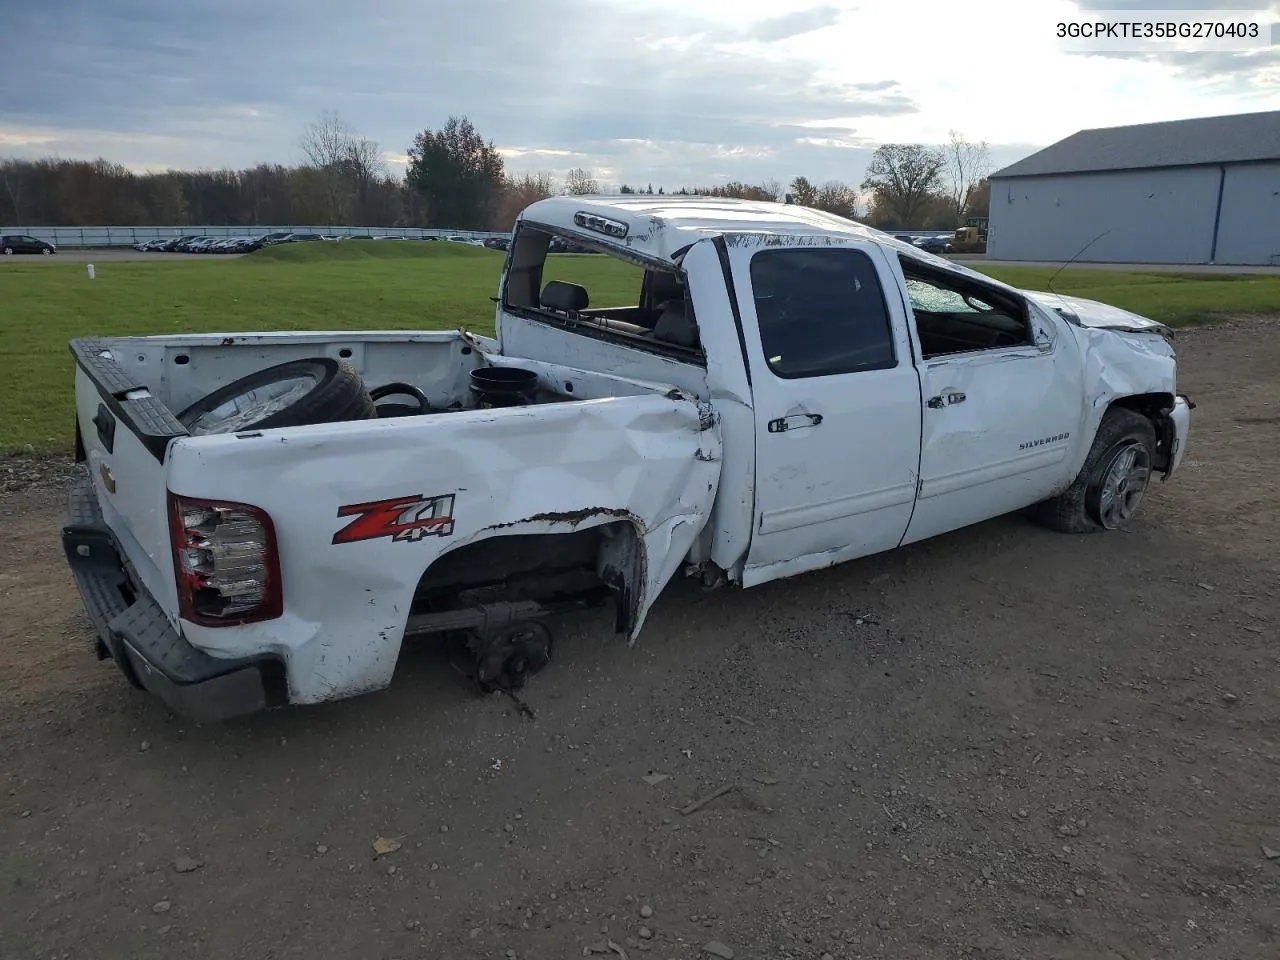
[165,393,721,704]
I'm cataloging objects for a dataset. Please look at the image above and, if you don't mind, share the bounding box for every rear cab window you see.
[501,223,704,362]
[748,247,897,379]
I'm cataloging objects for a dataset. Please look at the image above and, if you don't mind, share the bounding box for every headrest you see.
[541,280,589,313]
[653,299,698,348]
[646,271,682,307]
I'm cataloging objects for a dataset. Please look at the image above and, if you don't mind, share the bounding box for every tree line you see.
[0,112,991,232]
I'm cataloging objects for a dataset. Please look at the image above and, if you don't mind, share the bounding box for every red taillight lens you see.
[167,493,283,626]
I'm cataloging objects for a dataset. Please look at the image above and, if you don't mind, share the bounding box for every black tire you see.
[1034,407,1157,534]
[177,357,376,435]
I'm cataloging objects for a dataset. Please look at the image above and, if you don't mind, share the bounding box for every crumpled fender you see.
[1068,322,1179,482]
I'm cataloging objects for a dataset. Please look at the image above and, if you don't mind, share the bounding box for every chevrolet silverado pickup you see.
[62,196,1193,720]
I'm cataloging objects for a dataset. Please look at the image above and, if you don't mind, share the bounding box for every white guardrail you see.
[0,225,510,247]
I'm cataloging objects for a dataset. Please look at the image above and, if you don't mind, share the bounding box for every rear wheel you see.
[2,247,12,255]
[1034,407,1156,533]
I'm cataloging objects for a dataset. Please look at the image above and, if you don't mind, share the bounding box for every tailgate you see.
[71,338,186,622]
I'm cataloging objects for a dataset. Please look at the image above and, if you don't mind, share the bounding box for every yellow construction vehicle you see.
[950,226,986,254]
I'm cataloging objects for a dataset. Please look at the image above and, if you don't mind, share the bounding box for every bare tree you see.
[493,172,557,229]
[943,130,991,222]
[860,143,946,228]
[564,168,599,195]
[1,160,28,224]
[299,110,351,168]
[299,110,387,222]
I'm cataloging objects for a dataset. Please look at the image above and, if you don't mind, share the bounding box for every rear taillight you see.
[168,493,282,626]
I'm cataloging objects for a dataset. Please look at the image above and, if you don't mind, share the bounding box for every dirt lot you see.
[2,319,1278,960]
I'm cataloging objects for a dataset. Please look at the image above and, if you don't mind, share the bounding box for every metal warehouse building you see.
[987,110,1280,266]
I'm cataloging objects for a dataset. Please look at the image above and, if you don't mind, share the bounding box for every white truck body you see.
[63,196,1192,720]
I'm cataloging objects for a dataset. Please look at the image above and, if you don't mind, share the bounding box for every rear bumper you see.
[62,468,286,722]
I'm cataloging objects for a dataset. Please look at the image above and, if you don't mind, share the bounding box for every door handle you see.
[93,403,116,453]
[767,413,823,433]
[926,392,966,409]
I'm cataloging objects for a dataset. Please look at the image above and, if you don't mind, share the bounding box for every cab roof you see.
[519,194,912,262]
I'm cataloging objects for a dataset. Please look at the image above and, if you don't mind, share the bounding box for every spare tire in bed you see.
[177,357,377,435]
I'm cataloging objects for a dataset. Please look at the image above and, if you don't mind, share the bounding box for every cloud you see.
[0,0,914,183]
[1073,0,1272,8]
[0,0,1278,192]
[1058,0,1280,93]
[745,5,843,41]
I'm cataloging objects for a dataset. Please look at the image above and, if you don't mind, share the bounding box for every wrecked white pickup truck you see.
[63,196,1193,720]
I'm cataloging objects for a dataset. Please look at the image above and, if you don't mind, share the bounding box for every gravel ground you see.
[2,318,1278,960]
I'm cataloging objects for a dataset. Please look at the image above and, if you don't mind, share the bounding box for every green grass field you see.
[3,242,1278,452]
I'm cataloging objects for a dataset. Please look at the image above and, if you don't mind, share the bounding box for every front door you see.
[893,259,1083,545]
[725,239,924,587]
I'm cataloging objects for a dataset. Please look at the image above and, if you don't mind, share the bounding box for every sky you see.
[0,0,1278,191]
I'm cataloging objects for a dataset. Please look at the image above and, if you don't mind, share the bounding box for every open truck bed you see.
[65,330,721,718]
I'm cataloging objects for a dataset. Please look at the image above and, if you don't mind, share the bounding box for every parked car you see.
[913,235,952,254]
[61,195,1192,721]
[1,234,56,255]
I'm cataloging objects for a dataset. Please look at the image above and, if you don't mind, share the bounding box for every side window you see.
[900,259,1032,358]
[749,247,896,379]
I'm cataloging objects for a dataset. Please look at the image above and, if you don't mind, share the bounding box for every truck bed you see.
[68,328,723,711]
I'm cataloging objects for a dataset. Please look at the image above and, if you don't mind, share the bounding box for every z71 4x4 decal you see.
[332,493,456,544]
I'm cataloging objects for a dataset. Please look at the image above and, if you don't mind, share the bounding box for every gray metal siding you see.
[988,167,1219,264]
[1214,162,1280,266]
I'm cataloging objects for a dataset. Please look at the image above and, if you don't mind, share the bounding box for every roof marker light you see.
[573,212,629,238]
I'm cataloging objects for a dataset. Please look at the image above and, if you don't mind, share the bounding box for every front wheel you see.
[41,248,52,255]
[1034,408,1156,534]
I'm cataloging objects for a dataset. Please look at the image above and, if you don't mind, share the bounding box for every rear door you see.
[722,238,923,587]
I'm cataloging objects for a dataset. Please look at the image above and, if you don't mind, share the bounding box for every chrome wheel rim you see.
[186,374,317,435]
[1097,443,1151,529]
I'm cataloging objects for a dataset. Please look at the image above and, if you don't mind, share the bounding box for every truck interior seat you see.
[540,280,589,314]
[652,299,699,347]
[641,271,683,327]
